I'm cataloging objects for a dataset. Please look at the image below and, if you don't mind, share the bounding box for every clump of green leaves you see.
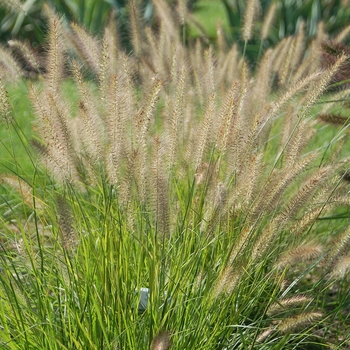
[219,0,350,62]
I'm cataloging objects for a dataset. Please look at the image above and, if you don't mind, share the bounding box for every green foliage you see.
[219,0,350,62]
[0,0,148,46]
[0,0,200,49]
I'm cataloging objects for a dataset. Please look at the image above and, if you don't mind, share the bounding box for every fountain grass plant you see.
[1,0,350,349]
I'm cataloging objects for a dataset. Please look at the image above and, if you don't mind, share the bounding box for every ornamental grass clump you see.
[1,0,350,348]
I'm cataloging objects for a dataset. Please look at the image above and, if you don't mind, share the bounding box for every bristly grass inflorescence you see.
[1,0,350,348]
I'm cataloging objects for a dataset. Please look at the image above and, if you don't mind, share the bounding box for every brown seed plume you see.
[151,330,171,350]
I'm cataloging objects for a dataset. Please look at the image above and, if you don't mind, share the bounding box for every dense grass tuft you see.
[1,1,350,349]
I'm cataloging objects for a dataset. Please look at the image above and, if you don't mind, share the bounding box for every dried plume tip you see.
[325,225,350,268]
[258,310,322,342]
[258,70,321,135]
[279,166,332,224]
[276,243,323,269]
[329,254,350,279]
[129,0,142,58]
[278,312,323,334]
[260,3,277,41]
[297,53,348,120]
[70,22,101,75]
[212,265,242,299]
[151,136,170,238]
[292,21,306,68]
[289,207,325,236]
[0,77,12,124]
[256,327,276,343]
[153,0,179,40]
[29,82,81,184]
[0,0,23,12]
[248,151,318,223]
[267,295,313,316]
[46,16,65,93]
[56,195,77,250]
[194,93,215,170]
[136,78,162,203]
[168,66,186,170]
[177,0,188,25]
[151,330,171,350]
[242,0,258,42]
[321,41,350,90]
[8,40,41,76]
[318,113,350,126]
[0,44,23,81]
[335,25,350,43]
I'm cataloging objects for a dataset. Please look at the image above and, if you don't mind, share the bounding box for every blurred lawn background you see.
[1,1,349,47]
